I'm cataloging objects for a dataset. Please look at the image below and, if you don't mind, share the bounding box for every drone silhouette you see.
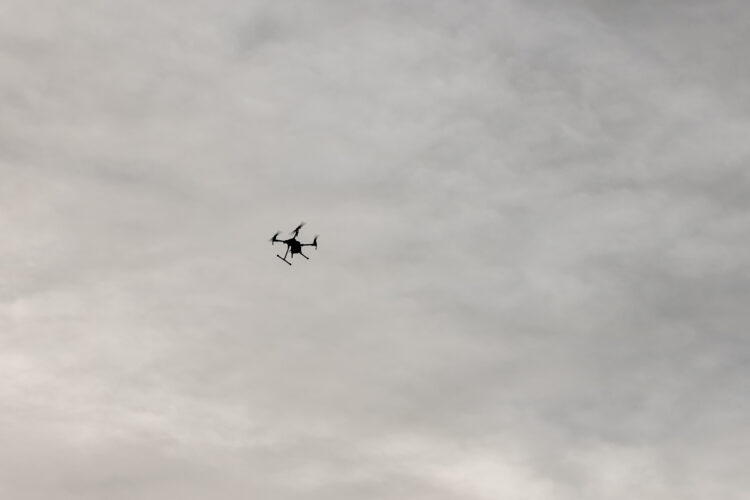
[270,222,318,266]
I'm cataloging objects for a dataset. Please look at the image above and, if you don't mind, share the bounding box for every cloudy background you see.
[1,0,749,498]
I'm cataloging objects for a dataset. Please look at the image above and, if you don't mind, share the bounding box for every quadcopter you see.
[270,222,318,266]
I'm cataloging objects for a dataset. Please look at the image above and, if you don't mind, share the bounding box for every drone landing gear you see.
[276,255,292,265]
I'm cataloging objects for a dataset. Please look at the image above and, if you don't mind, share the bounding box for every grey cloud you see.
[1,0,748,498]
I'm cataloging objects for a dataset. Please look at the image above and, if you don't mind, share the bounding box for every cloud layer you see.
[1,1,748,498]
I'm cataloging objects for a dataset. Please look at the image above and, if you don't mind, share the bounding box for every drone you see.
[270,222,318,266]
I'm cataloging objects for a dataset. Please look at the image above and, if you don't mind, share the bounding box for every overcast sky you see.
[1,1,749,499]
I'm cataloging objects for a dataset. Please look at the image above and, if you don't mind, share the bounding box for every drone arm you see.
[301,235,318,248]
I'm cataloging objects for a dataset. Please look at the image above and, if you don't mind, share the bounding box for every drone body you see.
[270,223,318,266]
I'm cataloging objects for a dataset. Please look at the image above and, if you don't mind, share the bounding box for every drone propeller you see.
[291,222,305,237]
[270,231,280,243]
[313,235,318,249]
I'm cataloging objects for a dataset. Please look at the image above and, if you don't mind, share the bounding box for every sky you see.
[1,1,749,498]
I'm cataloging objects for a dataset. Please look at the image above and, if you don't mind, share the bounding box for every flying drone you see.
[270,222,318,266]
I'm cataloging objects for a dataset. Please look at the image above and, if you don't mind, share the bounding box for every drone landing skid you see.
[276,255,292,266]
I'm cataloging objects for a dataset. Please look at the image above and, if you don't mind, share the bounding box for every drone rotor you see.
[292,222,305,237]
